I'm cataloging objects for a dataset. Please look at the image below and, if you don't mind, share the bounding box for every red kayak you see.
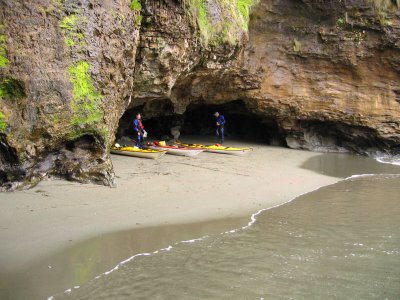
[146,142,205,157]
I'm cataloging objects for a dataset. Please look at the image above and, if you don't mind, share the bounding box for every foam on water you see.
[374,154,400,166]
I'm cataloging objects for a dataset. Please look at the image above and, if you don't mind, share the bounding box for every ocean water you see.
[51,156,400,300]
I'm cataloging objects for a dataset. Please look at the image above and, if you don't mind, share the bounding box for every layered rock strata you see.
[244,0,400,153]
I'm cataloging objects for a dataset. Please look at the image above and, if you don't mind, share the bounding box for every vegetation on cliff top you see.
[184,0,258,45]
[68,61,104,131]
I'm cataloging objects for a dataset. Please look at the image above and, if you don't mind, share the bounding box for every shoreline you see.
[7,138,386,300]
[0,141,343,275]
[2,139,399,299]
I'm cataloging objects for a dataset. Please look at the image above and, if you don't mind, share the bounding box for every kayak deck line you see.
[111,147,167,159]
[146,143,205,157]
[176,142,253,156]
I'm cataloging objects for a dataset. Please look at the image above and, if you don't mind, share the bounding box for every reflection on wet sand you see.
[0,217,248,300]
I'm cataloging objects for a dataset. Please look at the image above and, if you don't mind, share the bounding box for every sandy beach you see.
[0,140,342,276]
[0,139,359,300]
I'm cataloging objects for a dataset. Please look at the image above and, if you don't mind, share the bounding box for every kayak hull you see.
[148,146,204,157]
[204,148,251,156]
[111,148,166,159]
[177,143,252,156]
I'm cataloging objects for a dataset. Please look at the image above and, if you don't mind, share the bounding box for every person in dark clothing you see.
[133,113,146,148]
[214,112,225,144]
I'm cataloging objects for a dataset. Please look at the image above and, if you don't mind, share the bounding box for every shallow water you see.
[301,152,400,178]
[54,175,400,299]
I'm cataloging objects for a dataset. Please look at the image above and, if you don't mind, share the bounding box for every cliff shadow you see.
[114,99,287,145]
[182,100,287,146]
[115,99,181,143]
[0,135,26,189]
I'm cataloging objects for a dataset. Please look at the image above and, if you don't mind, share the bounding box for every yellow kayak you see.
[111,146,167,159]
[177,143,252,156]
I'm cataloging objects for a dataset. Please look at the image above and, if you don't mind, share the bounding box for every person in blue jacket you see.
[214,112,225,144]
[133,113,146,148]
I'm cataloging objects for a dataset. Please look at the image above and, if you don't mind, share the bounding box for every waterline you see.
[55,174,400,299]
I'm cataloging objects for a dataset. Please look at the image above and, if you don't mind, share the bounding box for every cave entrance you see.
[182,100,287,146]
[115,105,144,145]
[115,100,286,146]
[115,99,181,145]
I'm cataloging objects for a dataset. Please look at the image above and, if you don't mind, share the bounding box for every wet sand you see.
[0,141,341,276]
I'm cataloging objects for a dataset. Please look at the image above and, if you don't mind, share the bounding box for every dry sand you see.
[0,141,341,276]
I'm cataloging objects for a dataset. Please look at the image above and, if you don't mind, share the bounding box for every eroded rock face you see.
[1,0,399,190]
[0,0,139,190]
[133,0,400,155]
[131,0,256,115]
[0,0,254,190]
[243,0,400,154]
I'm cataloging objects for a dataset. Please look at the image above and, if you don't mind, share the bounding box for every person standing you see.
[133,113,146,148]
[214,112,225,144]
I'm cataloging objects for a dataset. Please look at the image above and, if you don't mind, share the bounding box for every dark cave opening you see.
[181,100,287,145]
[64,134,103,152]
[0,135,18,165]
[115,100,287,146]
[116,110,183,143]
[0,135,24,187]
[115,100,180,145]
[116,105,144,142]
[115,101,399,153]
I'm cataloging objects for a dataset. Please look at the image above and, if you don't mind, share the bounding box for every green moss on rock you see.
[60,14,85,47]
[0,78,25,100]
[135,14,143,26]
[184,0,258,45]
[197,0,212,43]
[237,0,256,29]
[68,61,109,141]
[130,0,143,26]
[0,34,9,68]
[0,111,7,133]
[130,0,142,11]
[68,61,104,127]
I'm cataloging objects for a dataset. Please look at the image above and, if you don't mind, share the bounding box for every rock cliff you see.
[244,0,400,153]
[1,0,140,190]
[1,0,399,190]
